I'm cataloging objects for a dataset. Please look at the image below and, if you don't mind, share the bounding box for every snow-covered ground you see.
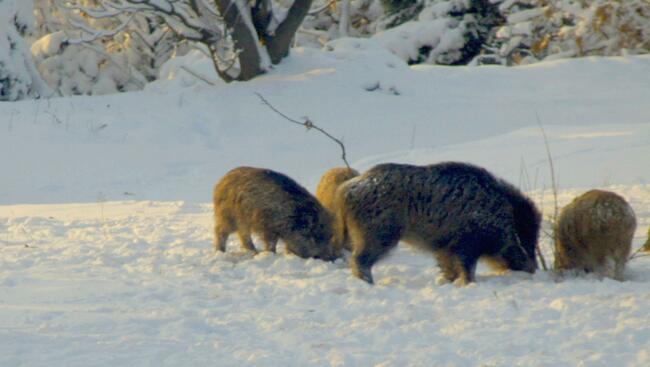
[2,42,650,366]
[1,194,649,366]
[2,41,650,204]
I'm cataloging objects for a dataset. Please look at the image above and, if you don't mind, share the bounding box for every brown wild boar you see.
[554,190,636,280]
[334,162,540,285]
[315,167,359,251]
[213,167,338,261]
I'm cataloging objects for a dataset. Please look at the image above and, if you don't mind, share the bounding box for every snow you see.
[371,14,465,64]
[2,41,650,365]
[4,45,650,204]
[1,197,649,366]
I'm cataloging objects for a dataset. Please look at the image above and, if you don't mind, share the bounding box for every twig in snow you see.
[44,110,64,125]
[180,66,219,86]
[536,113,559,226]
[518,157,544,269]
[536,112,558,271]
[254,92,351,169]
[8,109,17,131]
[628,245,650,261]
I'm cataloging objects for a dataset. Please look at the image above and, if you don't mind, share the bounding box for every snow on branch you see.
[60,0,316,82]
[65,14,135,44]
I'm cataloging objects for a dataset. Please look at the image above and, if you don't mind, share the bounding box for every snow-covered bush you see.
[30,0,178,96]
[380,0,420,17]
[0,0,50,100]
[60,0,318,83]
[31,31,147,95]
[299,0,386,47]
[375,0,423,30]
[33,0,67,35]
[554,0,650,58]
[300,0,503,66]
[480,0,650,65]
[372,0,503,65]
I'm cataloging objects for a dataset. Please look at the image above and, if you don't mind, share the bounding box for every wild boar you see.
[315,167,359,251]
[213,167,338,261]
[554,189,636,280]
[334,162,540,285]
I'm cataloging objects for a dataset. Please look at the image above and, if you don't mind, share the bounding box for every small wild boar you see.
[334,162,540,285]
[213,166,338,261]
[554,190,636,280]
[315,167,359,251]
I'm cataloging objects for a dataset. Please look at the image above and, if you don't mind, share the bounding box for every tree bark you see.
[339,0,350,37]
[264,0,314,64]
[213,0,314,80]
[214,0,264,81]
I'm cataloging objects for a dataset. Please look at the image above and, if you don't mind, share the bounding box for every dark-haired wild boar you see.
[554,190,636,280]
[335,162,540,285]
[213,167,338,261]
[315,167,359,251]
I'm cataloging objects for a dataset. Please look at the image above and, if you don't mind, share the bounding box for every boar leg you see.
[453,248,481,286]
[455,256,478,286]
[214,229,229,252]
[350,248,381,284]
[237,230,258,254]
[350,224,401,284]
[262,233,279,253]
[214,215,234,252]
[433,250,460,284]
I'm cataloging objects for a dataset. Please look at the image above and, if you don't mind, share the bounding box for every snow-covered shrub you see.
[33,0,67,35]
[381,0,419,16]
[480,0,650,65]
[0,0,50,100]
[375,0,424,30]
[372,0,503,65]
[301,0,504,66]
[31,31,147,95]
[299,0,386,47]
[31,1,178,96]
[557,0,650,57]
[61,0,319,83]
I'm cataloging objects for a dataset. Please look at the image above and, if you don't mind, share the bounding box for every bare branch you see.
[629,244,650,261]
[65,14,135,44]
[536,112,558,269]
[180,66,219,85]
[536,237,549,271]
[536,113,558,220]
[308,0,335,16]
[520,156,548,271]
[254,92,350,169]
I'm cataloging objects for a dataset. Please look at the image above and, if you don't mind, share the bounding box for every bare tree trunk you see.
[264,0,314,64]
[251,0,273,38]
[339,0,350,37]
[214,0,313,79]
[214,0,264,81]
